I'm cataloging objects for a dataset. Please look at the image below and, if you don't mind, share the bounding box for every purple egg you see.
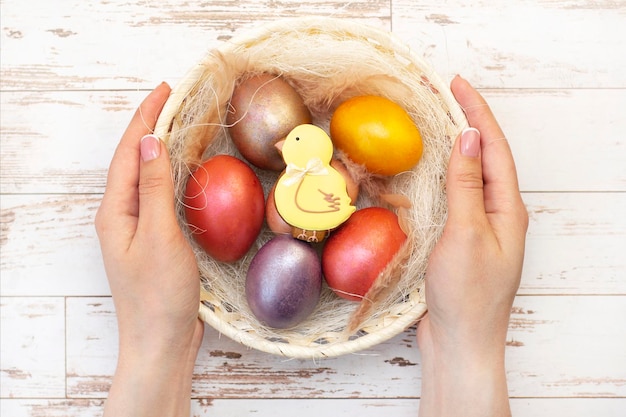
[245,235,322,329]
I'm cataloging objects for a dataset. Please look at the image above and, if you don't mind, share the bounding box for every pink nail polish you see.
[140,134,161,161]
[460,127,480,157]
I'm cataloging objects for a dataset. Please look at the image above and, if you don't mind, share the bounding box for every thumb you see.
[446,127,487,228]
[137,134,178,233]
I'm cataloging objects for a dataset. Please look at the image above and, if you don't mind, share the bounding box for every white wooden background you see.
[1,1,625,416]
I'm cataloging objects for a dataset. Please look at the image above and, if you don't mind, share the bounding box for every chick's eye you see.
[295,137,300,141]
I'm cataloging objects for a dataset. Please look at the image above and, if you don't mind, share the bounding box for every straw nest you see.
[154,17,467,358]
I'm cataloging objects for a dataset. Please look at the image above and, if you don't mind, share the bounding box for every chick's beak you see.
[275,139,285,154]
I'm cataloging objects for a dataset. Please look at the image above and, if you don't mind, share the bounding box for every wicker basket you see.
[154,17,467,358]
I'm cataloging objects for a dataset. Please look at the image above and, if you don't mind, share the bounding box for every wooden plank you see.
[0,297,66,398]
[1,89,624,194]
[65,297,421,399]
[3,1,623,91]
[1,400,104,417]
[0,195,110,297]
[482,89,626,193]
[506,296,626,398]
[0,90,140,195]
[2,192,623,297]
[0,0,390,91]
[521,192,626,295]
[64,295,626,399]
[2,398,626,417]
[511,399,626,417]
[1,1,623,414]
[391,0,626,88]
[65,298,118,399]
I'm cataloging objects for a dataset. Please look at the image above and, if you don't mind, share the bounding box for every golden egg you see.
[227,74,312,171]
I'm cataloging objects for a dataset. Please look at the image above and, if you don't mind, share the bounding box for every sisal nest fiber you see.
[154,17,467,359]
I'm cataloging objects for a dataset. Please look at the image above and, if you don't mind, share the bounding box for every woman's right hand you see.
[417,75,529,417]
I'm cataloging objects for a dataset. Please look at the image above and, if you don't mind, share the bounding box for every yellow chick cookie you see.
[274,124,356,242]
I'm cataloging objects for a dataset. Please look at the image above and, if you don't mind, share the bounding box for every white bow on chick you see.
[274,124,356,239]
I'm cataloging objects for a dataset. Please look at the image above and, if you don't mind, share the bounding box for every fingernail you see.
[460,127,480,157]
[140,134,161,161]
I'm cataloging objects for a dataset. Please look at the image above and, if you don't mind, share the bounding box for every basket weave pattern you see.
[154,17,467,358]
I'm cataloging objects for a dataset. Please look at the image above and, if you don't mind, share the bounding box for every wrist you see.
[418,305,510,359]
[418,318,512,417]
[104,319,203,417]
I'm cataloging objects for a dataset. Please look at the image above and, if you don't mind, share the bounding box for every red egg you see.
[184,155,265,263]
[265,181,293,235]
[322,207,407,301]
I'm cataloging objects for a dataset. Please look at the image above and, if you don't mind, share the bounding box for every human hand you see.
[417,75,528,417]
[95,83,204,417]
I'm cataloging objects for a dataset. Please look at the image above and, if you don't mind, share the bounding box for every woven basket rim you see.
[154,16,467,359]
[155,17,466,140]
[199,292,428,358]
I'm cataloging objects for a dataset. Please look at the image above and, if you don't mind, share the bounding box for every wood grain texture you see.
[0,91,138,195]
[0,0,390,91]
[506,296,626,398]
[65,298,421,399]
[2,193,623,297]
[1,195,109,296]
[391,0,626,88]
[2,398,626,417]
[2,89,624,194]
[0,298,66,398]
[1,0,625,415]
[521,192,626,295]
[483,89,626,192]
[62,296,626,399]
[3,1,624,90]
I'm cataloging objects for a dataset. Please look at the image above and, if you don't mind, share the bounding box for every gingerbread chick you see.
[274,124,356,242]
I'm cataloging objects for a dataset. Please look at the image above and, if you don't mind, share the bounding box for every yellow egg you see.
[330,95,423,176]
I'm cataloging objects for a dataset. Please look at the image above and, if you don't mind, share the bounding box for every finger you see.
[104,83,172,213]
[135,134,180,239]
[96,83,171,244]
[451,76,505,145]
[450,76,522,215]
[445,127,489,230]
[451,76,527,244]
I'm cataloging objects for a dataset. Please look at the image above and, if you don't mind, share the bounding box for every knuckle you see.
[94,205,107,236]
[455,170,484,191]
[463,101,495,122]
[517,201,530,232]
[504,196,529,232]
[138,175,165,196]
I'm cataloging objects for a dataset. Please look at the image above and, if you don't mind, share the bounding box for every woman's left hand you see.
[95,82,204,417]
